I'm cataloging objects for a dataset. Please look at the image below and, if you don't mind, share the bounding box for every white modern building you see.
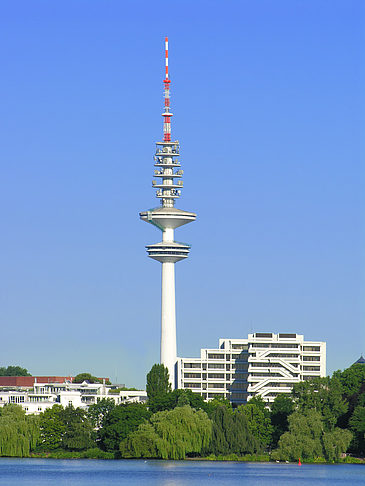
[140,38,196,388]
[0,380,147,415]
[177,333,326,404]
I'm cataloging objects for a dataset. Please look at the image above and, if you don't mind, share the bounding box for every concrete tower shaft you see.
[139,38,196,389]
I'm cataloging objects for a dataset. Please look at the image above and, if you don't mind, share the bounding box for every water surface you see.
[0,458,363,485]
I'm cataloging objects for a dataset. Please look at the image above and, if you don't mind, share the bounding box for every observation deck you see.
[146,241,191,263]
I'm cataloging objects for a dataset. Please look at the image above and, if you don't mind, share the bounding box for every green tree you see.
[0,366,31,376]
[349,405,365,456]
[270,394,294,448]
[0,404,39,457]
[210,405,234,455]
[99,403,151,452]
[209,405,259,456]
[292,377,347,430]
[121,405,212,459]
[239,396,272,449]
[73,373,109,384]
[60,405,93,451]
[38,405,65,451]
[148,388,208,414]
[146,364,171,401]
[272,409,352,462]
[88,398,116,429]
[333,364,365,399]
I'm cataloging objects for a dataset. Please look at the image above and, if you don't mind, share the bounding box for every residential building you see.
[0,380,147,415]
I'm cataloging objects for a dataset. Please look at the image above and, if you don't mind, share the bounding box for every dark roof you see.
[354,355,365,365]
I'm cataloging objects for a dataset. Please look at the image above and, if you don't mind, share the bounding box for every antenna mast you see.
[163,37,172,142]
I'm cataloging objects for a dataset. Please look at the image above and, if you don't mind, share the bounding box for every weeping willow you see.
[121,405,212,459]
[0,405,40,457]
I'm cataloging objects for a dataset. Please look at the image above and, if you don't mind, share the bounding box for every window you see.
[230,393,248,399]
[303,356,320,361]
[303,366,320,371]
[208,363,225,369]
[184,373,201,379]
[208,383,224,388]
[232,364,248,371]
[208,354,224,359]
[208,392,225,398]
[232,344,248,350]
[303,346,320,352]
[184,363,201,369]
[184,383,201,389]
[207,373,224,379]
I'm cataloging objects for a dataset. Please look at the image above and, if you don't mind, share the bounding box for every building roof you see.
[354,355,365,365]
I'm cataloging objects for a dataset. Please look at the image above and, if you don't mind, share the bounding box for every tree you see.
[208,404,259,456]
[59,405,93,451]
[349,405,365,456]
[239,396,272,449]
[148,388,208,414]
[0,366,31,376]
[292,377,347,430]
[88,398,116,429]
[38,405,65,451]
[73,373,105,384]
[272,409,352,462]
[146,364,171,401]
[270,394,294,448]
[0,404,39,457]
[333,364,365,399]
[210,405,234,455]
[99,403,151,452]
[121,405,212,459]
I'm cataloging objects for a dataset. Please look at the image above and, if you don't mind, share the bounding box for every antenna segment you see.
[163,37,172,142]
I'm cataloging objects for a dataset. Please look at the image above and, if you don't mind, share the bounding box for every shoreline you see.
[19,452,364,465]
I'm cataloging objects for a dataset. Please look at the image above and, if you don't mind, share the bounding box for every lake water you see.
[0,459,363,485]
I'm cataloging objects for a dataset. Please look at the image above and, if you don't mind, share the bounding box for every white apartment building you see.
[0,381,147,415]
[177,333,326,404]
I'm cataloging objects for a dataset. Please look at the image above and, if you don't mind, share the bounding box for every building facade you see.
[0,380,147,415]
[177,332,326,404]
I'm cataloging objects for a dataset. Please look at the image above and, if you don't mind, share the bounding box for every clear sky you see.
[0,1,364,388]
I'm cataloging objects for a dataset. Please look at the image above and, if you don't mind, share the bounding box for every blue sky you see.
[0,1,364,387]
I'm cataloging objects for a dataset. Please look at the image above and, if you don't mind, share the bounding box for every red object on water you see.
[298,458,302,466]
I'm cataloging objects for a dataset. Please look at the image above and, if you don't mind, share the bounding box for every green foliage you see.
[333,364,365,399]
[59,405,93,451]
[38,405,65,451]
[238,396,272,449]
[209,405,259,456]
[32,448,114,459]
[121,405,212,459]
[146,364,171,401]
[210,405,233,455]
[73,373,107,384]
[272,410,352,462]
[204,397,233,418]
[0,366,31,376]
[99,403,151,452]
[270,394,294,448]
[0,404,39,457]
[88,398,115,429]
[148,388,208,413]
[349,405,365,455]
[292,377,347,430]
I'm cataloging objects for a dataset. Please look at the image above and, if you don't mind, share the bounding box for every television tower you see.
[140,38,196,389]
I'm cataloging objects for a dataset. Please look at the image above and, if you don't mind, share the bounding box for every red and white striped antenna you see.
[163,37,172,142]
